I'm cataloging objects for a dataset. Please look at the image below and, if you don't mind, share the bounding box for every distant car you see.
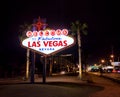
[102,66,113,73]
[106,69,113,73]
[91,68,99,72]
[114,66,120,72]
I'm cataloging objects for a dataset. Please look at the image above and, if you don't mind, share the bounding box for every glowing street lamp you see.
[101,59,105,63]
[110,55,114,58]
[110,54,114,62]
[109,59,112,62]
[100,59,105,67]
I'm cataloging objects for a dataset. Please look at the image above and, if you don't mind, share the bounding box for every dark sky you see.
[2,0,118,65]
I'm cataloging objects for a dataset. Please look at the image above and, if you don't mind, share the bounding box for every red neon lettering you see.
[56,29,61,35]
[53,41,58,46]
[50,30,55,36]
[33,31,38,37]
[63,40,67,46]
[49,41,52,47]
[45,31,49,36]
[39,31,43,36]
[26,29,69,37]
[37,41,41,47]
[28,41,41,47]
[32,41,37,47]
[62,29,68,35]
[43,41,49,47]
[43,40,68,47]
[28,41,31,47]
[26,31,32,37]
[58,41,63,46]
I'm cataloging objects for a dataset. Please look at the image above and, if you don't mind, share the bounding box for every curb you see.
[102,75,120,84]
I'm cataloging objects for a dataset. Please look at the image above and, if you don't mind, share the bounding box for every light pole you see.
[100,59,105,67]
[110,54,114,62]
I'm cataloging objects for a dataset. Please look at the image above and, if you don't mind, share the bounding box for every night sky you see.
[1,0,117,65]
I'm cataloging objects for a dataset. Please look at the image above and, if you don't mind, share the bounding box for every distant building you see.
[111,62,120,66]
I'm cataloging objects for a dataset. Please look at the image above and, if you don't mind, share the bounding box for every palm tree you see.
[19,23,32,79]
[71,20,88,79]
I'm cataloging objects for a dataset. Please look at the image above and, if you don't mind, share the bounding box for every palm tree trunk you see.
[77,27,82,79]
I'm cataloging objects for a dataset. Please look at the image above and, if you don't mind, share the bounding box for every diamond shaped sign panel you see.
[22,30,75,56]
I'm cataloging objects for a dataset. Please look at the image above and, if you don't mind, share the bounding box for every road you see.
[0,73,120,97]
[86,73,120,97]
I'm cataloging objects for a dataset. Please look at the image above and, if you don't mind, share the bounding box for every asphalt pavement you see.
[0,73,120,97]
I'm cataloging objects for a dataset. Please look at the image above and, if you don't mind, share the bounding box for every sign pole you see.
[30,51,35,84]
[43,56,47,83]
[26,49,30,79]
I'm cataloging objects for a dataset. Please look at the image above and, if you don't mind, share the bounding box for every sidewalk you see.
[88,72,120,83]
[102,73,120,83]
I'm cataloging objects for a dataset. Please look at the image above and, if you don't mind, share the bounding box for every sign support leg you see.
[43,56,47,83]
[30,51,35,84]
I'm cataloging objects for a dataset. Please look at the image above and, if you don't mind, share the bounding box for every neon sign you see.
[22,29,75,56]
[21,17,75,56]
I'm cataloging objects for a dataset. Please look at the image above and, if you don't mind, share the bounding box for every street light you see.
[110,54,114,62]
[101,59,105,63]
[101,59,105,67]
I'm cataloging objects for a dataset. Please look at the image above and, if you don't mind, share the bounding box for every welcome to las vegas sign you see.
[22,29,75,56]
